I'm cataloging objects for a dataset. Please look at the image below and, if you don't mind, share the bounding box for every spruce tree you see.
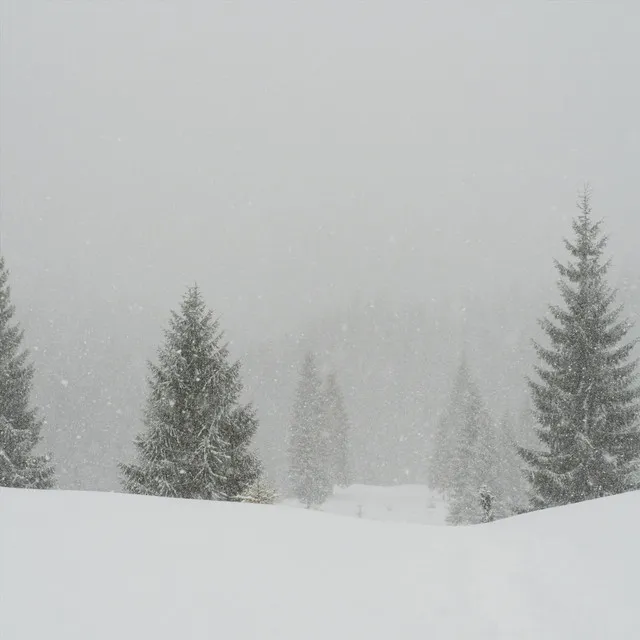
[446,374,500,525]
[288,353,332,507]
[0,257,54,489]
[120,286,261,501]
[520,189,640,509]
[324,372,350,488]
[430,358,478,495]
[239,478,278,505]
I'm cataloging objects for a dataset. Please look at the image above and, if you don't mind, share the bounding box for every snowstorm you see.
[1,3,640,639]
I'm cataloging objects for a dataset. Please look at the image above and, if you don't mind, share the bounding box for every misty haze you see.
[1,3,640,639]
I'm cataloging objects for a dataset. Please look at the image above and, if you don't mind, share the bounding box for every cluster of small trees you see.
[288,353,350,507]
[2,189,640,525]
[429,358,528,524]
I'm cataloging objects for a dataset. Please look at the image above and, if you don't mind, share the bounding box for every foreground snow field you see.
[1,488,638,639]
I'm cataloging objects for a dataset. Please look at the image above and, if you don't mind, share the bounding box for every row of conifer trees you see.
[2,189,640,522]
[0,272,276,502]
[283,189,640,523]
[0,259,351,505]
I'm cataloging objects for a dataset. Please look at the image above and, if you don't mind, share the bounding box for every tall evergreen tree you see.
[288,353,332,507]
[520,190,640,509]
[324,372,350,488]
[0,257,54,489]
[120,286,261,501]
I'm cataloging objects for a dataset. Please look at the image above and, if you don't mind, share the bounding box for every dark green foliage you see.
[288,353,332,507]
[324,372,351,488]
[0,257,54,489]
[521,190,640,509]
[120,286,261,501]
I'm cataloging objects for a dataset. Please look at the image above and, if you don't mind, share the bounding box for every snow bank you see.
[1,487,638,639]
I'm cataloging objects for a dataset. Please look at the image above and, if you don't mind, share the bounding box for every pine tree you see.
[288,353,332,507]
[0,257,54,489]
[446,387,500,525]
[433,357,504,525]
[520,189,640,509]
[429,358,479,495]
[120,286,261,501]
[324,372,350,488]
[239,478,279,505]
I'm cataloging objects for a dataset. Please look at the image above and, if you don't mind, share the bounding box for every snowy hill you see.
[283,484,448,525]
[1,488,638,639]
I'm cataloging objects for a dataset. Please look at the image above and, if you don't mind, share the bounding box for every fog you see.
[2,2,639,489]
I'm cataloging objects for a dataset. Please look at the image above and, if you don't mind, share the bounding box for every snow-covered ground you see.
[1,487,638,639]
[283,483,448,525]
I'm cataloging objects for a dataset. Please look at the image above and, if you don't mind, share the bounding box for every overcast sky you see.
[2,2,639,345]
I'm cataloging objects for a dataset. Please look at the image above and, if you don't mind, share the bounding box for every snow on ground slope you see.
[1,488,638,639]
[283,483,448,525]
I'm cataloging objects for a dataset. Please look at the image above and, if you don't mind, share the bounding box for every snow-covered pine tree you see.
[239,478,279,505]
[446,377,500,525]
[0,257,54,489]
[324,372,350,488]
[520,189,640,509]
[288,353,332,507]
[429,357,477,495]
[120,285,261,501]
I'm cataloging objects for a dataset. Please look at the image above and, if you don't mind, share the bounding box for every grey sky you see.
[2,2,639,344]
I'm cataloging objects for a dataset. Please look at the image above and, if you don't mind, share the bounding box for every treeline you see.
[2,190,640,522]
